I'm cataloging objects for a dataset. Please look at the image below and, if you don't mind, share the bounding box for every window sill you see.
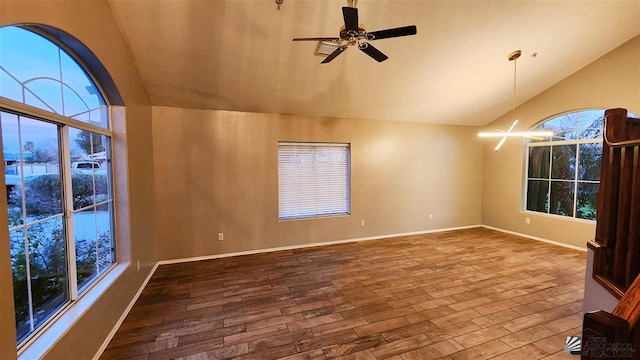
[18,263,128,360]
[522,210,597,224]
[278,213,351,222]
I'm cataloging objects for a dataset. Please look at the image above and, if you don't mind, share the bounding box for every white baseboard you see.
[481,225,587,252]
[158,224,482,265]
[93,262,159,360]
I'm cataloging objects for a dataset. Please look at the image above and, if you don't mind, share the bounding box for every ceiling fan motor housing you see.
[339,27,366,42]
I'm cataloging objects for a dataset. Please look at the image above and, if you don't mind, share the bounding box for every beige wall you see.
[0,1,157,359]
[152,107,483,260]
[482,36,640,249]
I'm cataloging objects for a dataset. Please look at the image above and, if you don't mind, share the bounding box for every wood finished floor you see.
[101,228,586,360]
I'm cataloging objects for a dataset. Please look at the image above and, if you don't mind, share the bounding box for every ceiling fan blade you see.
[367,25,417,40]
[321,46,348,64]
[293,37,341,42]
[342,7,359,31]
[359,43,388,62]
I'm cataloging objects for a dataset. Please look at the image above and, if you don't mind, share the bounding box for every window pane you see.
[69,128,110,210]
[60,51,106,118]
[71,172,94,210]
[526,180,549,213]
[27,217,68,334]
[2,112,25,225]
[0,27,60,85]
[579,143,602,181]
[551,145,576,180]
[96,202,115,274]
[10,229,30,343]
[74,202,115,293]
[74,207,97,290]
[577,183,599,220]
[24,174,63,219]
[7,176,23,228]
[528,146,550,178]
[25,79,63,115]
[0,26,108,128]
[71,106,109,128]
[532,110,604,141]
[0,69,23,103]
[18,117,63,219]
[63,86,90,119]
[549,181,574,216]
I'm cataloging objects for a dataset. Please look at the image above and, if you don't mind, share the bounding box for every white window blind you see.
[278,142,351,220]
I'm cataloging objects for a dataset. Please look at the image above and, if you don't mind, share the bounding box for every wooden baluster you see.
[595,110,622,284]
[628,146,640,288]
[595,128,617,249]
[614,146,632,287]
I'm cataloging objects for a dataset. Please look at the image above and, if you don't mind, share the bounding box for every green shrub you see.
[9,173,109,216]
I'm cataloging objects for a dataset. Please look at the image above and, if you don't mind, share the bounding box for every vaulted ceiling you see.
[106,0,640,126]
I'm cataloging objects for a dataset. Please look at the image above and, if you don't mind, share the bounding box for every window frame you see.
[522,109,640,222]
[0,25,118,351]
[277,141,351,221]
[524,137,602,221]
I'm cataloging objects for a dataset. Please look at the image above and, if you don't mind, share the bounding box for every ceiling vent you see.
[315,41,340,57]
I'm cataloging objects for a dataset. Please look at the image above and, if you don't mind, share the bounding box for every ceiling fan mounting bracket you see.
[508,50,522,61]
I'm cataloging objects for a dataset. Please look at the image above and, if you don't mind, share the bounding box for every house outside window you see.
[0,25,116,346]
[525,109,639,220]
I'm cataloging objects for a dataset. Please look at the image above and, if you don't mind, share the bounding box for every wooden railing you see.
[583,108,640,359]
[589,108,640,298]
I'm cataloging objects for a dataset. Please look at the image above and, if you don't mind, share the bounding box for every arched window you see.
[0,25,116,346]
[525,109,640,220]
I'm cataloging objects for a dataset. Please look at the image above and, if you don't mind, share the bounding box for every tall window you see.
[278,142,350,220]
[0,26,116,346]
[525,109,639,220]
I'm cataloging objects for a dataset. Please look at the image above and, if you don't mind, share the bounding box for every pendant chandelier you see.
[478,50,553,151]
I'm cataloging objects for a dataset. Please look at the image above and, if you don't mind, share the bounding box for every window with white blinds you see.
[278,142,351,220]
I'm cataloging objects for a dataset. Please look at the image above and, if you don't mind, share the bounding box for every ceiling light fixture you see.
[478,50,553,151]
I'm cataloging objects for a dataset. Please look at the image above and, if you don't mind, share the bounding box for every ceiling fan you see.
[292,4,417,64]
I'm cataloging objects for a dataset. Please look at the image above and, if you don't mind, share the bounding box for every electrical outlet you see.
[218,232,224,241]
[429,214,433,220]
[360,220,365,227]
[136,260,140,271]
[525,217,531,224]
